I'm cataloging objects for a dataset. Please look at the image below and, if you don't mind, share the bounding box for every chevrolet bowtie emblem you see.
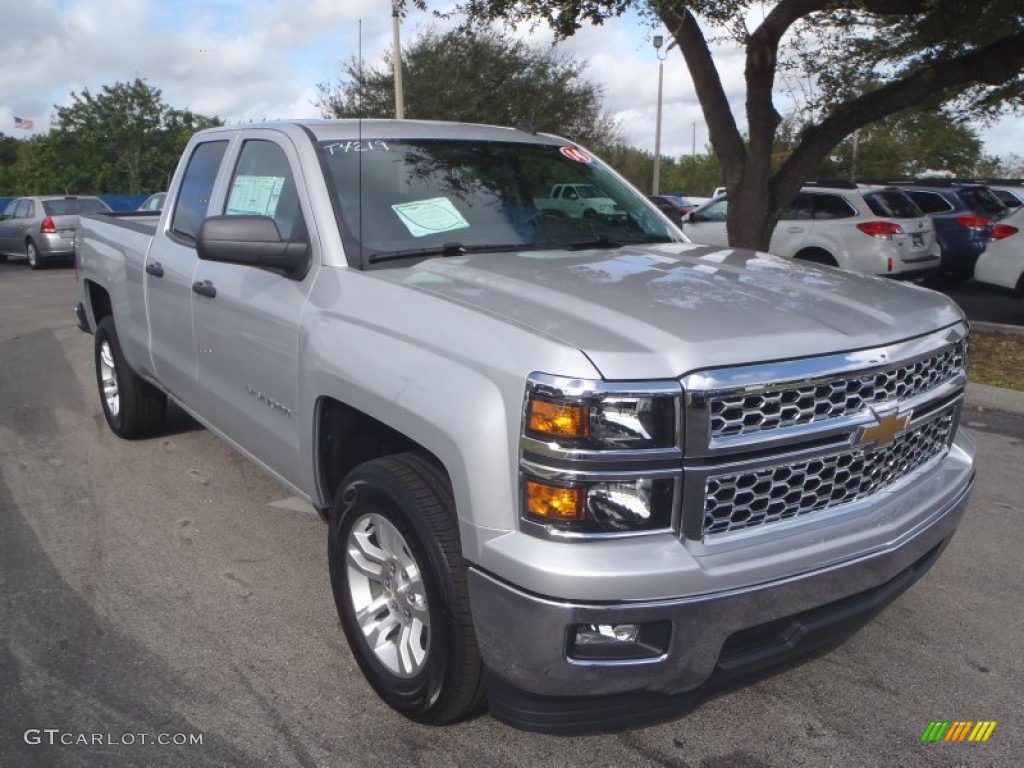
[855,407,912,448]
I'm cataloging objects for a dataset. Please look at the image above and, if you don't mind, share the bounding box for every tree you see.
[777,108,986,178]
[445,0,1024,250]
[317,26,622,148]
[45,78,221,194]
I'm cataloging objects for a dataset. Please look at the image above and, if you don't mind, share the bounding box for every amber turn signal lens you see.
[524,479,586,522]
[527,398,589,439]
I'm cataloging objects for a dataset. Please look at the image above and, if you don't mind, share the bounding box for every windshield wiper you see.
[368,242,556,264]
[562,234,674,250]
[368,235,675,264]
[368,242,470,264]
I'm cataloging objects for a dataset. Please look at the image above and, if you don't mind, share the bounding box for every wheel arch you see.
[314,397,453,519]
[84,279,114,326]
[794,246,839,267]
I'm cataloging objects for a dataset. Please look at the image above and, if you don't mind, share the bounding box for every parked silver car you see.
[0,195,111,268]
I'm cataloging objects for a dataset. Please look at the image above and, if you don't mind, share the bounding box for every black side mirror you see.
[197,215,309,279]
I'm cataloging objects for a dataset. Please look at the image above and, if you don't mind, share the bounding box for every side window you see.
[812,194,856,220]
[14,200,31,219]
[25,201,36,218]
[907,191,952,214]
[780,194,813,220]
[224,140,305,241]
[697,198,728,222]
[171,140,229,242]
[1,200,18,219]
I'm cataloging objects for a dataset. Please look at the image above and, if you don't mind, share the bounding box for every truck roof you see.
[194,119,568,146]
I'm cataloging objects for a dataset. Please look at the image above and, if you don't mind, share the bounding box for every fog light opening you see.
[569,620,671,661]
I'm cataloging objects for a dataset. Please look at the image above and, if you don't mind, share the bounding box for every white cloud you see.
[0,0,1020,167]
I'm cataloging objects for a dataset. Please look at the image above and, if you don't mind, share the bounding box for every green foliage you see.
[446,0,1024,249]
[600,144,722,196]
[0,79,221,195]
[317,25,622,147]
[778,109,988,178]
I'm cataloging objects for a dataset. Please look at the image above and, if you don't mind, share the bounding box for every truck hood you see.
[375,243,965,380]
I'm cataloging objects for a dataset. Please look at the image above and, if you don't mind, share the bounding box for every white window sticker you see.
[391,197,470,238]
[226,175,286,217]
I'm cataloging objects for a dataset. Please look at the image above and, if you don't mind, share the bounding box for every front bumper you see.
[470,471,973,731]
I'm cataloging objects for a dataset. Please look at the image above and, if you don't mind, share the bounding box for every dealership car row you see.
[1,177,1022,296]
[680,179,1024,294]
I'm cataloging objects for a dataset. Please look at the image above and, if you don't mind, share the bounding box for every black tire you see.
[795,248,838,267]
[94,316,167,439]
[327,453,486,724]
[26,240,42,270]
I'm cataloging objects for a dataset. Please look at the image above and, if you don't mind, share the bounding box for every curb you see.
[971,320,1024,336]
[965,382,1024,416]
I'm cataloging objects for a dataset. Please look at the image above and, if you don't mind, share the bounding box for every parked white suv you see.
[682,183,941,277]
[974,205,1024,293]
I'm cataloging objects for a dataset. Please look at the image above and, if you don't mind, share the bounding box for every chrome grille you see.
[703,412,954,536]
[709,341,965,439]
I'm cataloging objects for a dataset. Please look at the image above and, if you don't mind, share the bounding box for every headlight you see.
[523,476,675,533]
[520,374,682,537]
[524,384,678,450]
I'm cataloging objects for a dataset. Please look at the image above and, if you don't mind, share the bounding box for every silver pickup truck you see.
[74,120,975,732]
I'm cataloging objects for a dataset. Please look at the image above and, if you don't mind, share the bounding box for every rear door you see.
[189,132,318,488]
[0,198,25,254]
[769,193,814,256]
[146,138,231,403]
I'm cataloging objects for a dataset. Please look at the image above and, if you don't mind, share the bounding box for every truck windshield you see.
[318,139,677,265]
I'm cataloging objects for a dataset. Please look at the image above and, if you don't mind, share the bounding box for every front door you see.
[189,134,318,488]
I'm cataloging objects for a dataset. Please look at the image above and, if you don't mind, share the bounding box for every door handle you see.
[192,280,216,298]
[786,226,805,233]
[145,261,164,278]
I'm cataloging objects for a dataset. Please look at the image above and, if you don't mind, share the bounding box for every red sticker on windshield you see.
[560,146,592,164]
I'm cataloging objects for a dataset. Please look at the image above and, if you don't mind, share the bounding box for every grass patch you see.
[969,331,1024,391]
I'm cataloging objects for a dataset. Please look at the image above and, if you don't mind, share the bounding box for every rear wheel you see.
[94,316,167,438]
[328,453,485,724]
[26,241,41,269]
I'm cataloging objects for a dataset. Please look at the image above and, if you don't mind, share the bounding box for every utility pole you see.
[391,0,405,119]
[652,35,677,196]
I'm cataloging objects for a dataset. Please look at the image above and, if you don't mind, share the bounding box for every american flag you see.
[14,116,34,130]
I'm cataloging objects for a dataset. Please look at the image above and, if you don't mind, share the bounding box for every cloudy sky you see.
[1,0,1019,162]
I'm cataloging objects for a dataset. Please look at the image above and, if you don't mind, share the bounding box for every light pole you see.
[392,0,405,119]
[652,34,677,196]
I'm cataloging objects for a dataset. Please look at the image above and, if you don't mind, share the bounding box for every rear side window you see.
[864,190,923,218]
[224,140,305,240]
[906,191,953,214]
[811,194,856,220]
[992,189,1022,208]
[1,200,18,219]
[960,187,1009,217]
[171,140,229,241]
[42,198,109,216]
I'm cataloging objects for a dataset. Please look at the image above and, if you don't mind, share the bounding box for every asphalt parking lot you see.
[927,278,1024,327]
[1,262,1021,767]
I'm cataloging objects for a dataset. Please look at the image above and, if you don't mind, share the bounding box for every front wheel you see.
[94,317,167,438]
[327,453,485,724]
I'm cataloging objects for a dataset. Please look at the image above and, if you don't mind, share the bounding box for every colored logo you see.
[560,146,592,164]
[921,721,997,742]
[855,406,911,448]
